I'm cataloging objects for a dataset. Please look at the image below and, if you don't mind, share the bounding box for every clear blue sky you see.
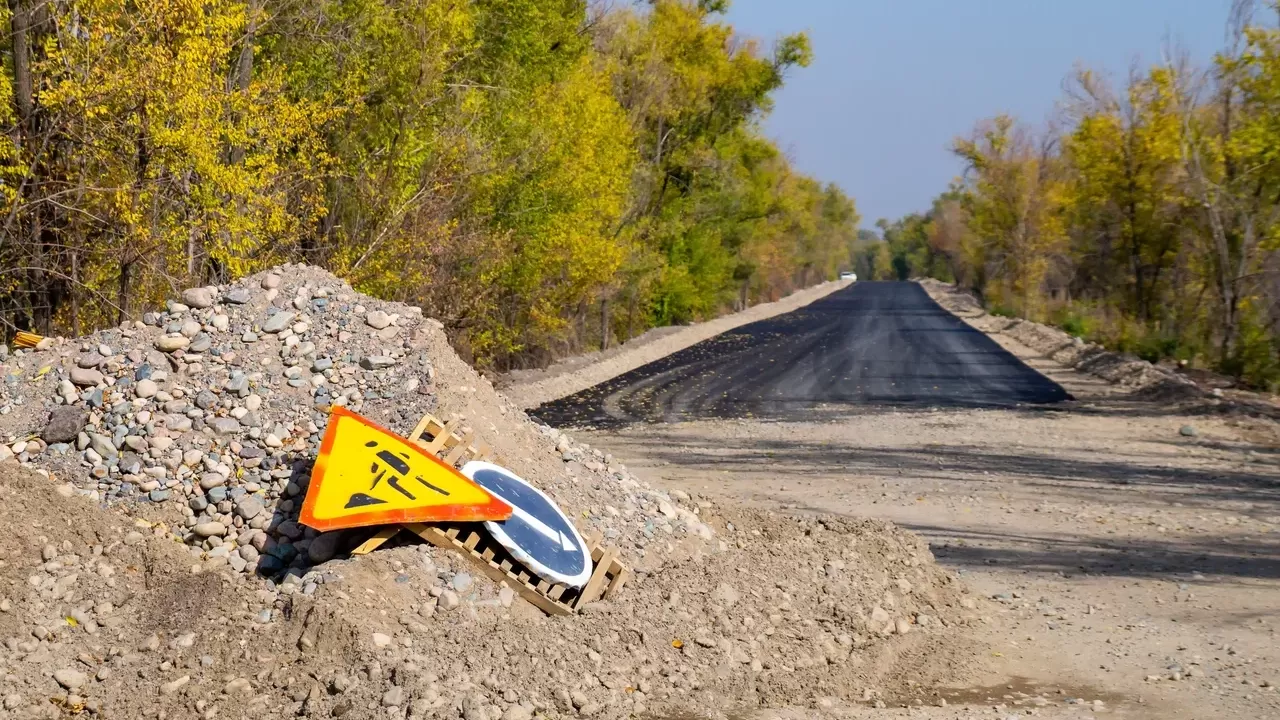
[724,0,1233,226]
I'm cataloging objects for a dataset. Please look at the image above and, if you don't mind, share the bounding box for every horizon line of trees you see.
[862,0,1280,390]
[0,0,859,371]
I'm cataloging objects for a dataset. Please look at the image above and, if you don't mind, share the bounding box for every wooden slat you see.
[463,532,480,551]
[405,523,573,617]
[408,414,434,446]
[442,429,474,465]
[13,331,43,349]
[422,418,461,454]
[575,545,618,609]
[481,548,495,561]
[603,564,630,600]
[351,527,399,555]
[549,585,566,601]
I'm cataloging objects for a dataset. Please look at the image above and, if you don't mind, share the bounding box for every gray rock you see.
[275,520,304,540]
[89,434,118,459]
[42,407,87,444]
[135,379,158,398]
[77,353,104,368]
[69,367,104,386]
[502,705,533,720]
[155,335,189,352]
[307,531,343,564]
[461,695,488,720]
[263,312,294,334]
[438,590,460,610]
[451,573,472,593]
[189,333,212,353]
[180,320,202,338]
[224,288,251,304]
[311,358,333,372]
[262,274,281,289]
[225,374,249,395]
[210,417,240,435]
[365,310,392,330]
[193,522,227,538]
[360,356,396,370]
[235,497,264,520]
[1179,425,1197,437]
[200,473,227,490]
[149,489,171,502]
[53,668,87,690]
[195,390,218,410]
[381,686,404,708]
[182,287,214,308]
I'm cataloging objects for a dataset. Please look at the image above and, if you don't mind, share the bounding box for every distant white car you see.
[839,271,857,281]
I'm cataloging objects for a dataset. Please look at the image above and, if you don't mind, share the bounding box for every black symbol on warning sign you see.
[344,440,452,509]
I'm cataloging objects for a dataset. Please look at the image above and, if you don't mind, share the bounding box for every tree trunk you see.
[117,261,131,325]
[10,0,34,134]
[228,0,261,166]
[599,297,610,351]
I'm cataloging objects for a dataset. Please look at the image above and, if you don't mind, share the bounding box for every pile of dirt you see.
[0,264,703,577]
[917,278,1204,401]
[0,267,980,717]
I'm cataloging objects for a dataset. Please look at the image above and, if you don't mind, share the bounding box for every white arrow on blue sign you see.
[461,461,593,588]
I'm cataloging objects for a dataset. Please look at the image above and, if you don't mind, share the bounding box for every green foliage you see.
[886,25,1280,389]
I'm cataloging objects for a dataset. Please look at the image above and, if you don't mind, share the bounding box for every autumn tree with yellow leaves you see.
[0,0,858,370]
[879,2,1280,388]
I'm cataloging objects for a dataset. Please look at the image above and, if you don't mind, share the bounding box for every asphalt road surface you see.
[532,282,1071,427]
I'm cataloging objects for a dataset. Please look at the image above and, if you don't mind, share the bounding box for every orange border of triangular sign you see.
[299,406,512,531]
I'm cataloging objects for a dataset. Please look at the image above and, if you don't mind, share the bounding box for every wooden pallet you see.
[349,413,629,614]
[406,523,628,616]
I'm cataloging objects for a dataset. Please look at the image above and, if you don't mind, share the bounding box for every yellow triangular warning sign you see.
[300,407,512,531]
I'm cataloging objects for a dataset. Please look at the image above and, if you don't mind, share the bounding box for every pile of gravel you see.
[0,266,711,585]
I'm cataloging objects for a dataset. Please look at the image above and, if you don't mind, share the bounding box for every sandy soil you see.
[500,279,851,410]
[574,305,1280,719]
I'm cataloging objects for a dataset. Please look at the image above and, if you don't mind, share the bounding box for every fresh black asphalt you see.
[531,282,1072,427]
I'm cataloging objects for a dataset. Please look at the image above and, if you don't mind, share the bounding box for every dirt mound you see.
[0,267,980,717]
[917,279,1204,401]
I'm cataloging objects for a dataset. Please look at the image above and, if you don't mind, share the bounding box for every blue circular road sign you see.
[461,461,593,588]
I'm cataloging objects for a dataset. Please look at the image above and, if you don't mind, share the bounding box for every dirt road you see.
[536,283,1280,719]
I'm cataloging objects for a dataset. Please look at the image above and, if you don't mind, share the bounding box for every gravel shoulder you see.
[500,279,851,409]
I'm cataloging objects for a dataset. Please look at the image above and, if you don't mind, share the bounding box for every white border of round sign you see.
[460,461,593,588]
